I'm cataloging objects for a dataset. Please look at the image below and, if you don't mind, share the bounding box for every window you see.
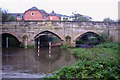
[50,17,53,20]
[17,16,22,19]
[31,12,34,15]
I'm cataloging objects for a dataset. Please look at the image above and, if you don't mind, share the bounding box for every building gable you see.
[8,6,71,21]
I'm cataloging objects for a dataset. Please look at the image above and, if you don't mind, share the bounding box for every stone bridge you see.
[0,21,119,47]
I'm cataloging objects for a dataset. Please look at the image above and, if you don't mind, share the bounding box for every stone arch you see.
[1,32,22,42]
[34,30,64,47]
[34,30,64,41]
[1,33,21,47]
[74,31,100,41]
[74,31,101,46]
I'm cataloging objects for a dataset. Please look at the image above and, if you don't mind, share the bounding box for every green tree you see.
[71,13,92,21]
[63,17,68,21]
[0,8,9,22]
[103,17,114,22]
[7,15,16,21]
[0,8,16,22]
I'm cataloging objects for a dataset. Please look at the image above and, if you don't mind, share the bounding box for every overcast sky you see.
[0,0,119,21]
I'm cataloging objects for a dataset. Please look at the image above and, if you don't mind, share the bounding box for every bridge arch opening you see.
[34,31,62,47]
[2,33,21,48]
[75,32,101,47]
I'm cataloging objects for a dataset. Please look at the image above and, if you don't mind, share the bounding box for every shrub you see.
[44,42,120,79]
[96,42,119,50]
[45,60,120,79]
[61,45,69,50]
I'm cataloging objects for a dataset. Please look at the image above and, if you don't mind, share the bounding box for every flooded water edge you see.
[2,46,76,78]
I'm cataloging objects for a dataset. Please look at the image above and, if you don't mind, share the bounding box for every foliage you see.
[96,42,119,50]
[63,17,68,21]
[71,13,92,21]
[76,40,99,46]
[45,42,120,79]
[99,32,114,42]
[61,44,69,50]
[0,8,9,22]
[103,17,114,22]
[99,33,108,42]
[20,44,35,48]
[76,40,84,44]
[7,15,16,21]
[0,8,16,22]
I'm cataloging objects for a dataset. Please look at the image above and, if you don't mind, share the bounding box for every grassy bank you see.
[44,42,120,79]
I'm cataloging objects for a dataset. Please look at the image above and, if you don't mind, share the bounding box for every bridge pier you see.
[62,40,76,47]
[22,35,28,48]
[70,41,76,47]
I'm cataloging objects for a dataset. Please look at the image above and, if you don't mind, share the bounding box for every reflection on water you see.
[2,46,76,78]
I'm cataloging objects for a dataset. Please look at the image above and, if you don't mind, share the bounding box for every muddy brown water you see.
[2,46,76,79]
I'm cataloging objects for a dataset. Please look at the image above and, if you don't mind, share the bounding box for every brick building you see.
[9,6,72,21]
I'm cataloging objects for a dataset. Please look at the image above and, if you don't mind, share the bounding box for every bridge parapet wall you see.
[2,21,118,29]
[1,21,119,47]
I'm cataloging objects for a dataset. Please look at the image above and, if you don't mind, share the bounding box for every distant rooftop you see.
[25,7,48,16]
[28,6,39,10]
[49,11,70,18]
[8,7,70,18]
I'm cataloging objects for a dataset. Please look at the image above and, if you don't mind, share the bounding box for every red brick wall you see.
[24,10,43,20]
[48,15,60,21]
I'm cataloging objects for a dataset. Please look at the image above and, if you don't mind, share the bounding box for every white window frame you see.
[17,16,22,19]
[50,17,53,20]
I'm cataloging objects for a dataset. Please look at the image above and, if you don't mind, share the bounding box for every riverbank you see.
[44,42,120,79]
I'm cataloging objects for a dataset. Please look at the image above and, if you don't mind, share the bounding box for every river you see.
[2,46,76,79]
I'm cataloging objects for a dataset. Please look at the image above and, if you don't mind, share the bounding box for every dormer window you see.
[17,16,22,19]
[31,12,34,15]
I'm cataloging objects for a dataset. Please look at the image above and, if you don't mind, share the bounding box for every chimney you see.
[52,11,54,13]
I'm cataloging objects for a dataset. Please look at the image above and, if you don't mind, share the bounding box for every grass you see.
[20,45,35,48]
[60,44,69,50]
[44,42,120,80]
